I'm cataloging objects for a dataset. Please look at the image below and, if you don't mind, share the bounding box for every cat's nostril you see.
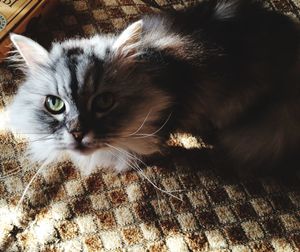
[71,131,84,142]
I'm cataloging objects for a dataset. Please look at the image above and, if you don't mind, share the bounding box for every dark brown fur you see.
[139,0,300,175]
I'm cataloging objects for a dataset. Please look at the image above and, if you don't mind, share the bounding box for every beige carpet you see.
[0,0,300,251]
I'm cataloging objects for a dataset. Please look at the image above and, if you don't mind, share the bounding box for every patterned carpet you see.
[1,0,300,251]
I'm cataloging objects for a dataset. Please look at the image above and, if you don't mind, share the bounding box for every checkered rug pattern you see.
[0,0,300,251]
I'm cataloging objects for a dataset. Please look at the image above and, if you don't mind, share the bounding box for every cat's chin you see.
[71,146,98,156]
[68,148,131,176]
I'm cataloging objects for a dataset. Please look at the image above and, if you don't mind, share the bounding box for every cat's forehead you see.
[46,35,115,89]
[50,35,115,62]
[38,36,115,103]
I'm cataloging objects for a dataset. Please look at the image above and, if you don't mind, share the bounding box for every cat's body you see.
[8,0,300,175]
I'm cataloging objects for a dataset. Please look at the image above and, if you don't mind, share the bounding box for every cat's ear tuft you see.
[112,20,143,56]
[10,33,50,68]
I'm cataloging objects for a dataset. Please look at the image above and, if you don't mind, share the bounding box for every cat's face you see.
[8,21,174,174]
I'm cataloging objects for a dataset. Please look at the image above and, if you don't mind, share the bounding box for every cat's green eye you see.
[45,95,65,114]
[92,92,115,113]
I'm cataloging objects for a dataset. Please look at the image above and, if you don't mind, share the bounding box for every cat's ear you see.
[10,33,50,68]
[112,20,143,56]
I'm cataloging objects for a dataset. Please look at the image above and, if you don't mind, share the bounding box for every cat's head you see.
[7,20,185,174]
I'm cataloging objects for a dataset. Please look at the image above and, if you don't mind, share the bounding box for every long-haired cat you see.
[7,0,300,176]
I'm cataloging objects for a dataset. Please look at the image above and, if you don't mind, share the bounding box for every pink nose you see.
[71,131,83,142]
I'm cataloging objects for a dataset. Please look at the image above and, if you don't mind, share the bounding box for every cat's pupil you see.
[92,93,115,112]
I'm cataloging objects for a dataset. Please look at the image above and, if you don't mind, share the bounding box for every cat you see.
[7,0,300,176]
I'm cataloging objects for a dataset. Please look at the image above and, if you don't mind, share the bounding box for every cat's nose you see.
[71,131,84,142]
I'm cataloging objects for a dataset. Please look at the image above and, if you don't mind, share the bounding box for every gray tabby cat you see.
[8,19,174,175]
[8,0,300,176]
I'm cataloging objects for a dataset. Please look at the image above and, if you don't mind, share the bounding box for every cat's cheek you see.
[28,139,62,164]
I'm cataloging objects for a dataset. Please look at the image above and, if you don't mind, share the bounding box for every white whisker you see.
[26,137,55,143]
[133,112,172,139]
[17,161,48,209]
[126,109,152,136]
[12,134,55,144]
[106,143,183,201]
[106,143,148,167]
